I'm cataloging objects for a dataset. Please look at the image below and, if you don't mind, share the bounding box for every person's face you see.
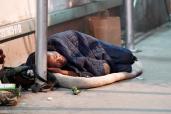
[47,51,67,68]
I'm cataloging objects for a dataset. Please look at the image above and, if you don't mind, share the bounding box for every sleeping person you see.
[26,30,137,77]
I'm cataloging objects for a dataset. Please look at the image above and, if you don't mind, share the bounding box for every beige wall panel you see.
[0,0,35,25]
[0,34,35,67]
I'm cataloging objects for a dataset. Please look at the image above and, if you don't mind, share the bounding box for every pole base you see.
[130,48,142,53]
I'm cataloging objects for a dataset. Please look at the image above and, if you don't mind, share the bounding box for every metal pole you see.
[35,0,48,82]
[125,0,135,51]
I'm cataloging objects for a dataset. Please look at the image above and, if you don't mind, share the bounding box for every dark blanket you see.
[46,30,137,77]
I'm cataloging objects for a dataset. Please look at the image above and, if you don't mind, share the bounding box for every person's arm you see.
[73,57,111,76]
[103,63,110,74]
[48,62,110,77]
[47,67,79,76]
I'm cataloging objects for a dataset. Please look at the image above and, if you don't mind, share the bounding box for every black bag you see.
[0,65,35,90]
[0,65,58,92]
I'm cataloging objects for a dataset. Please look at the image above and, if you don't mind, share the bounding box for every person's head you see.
[47,51,67,68]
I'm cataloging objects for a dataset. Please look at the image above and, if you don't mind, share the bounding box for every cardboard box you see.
[88,16,121,46]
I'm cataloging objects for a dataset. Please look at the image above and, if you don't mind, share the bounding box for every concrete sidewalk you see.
[1,25,171,114]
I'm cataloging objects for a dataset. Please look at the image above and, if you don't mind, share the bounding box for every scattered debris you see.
[47,97,53,101]
[0,90,18,106]
[136,76,144,80]
[21,102,27,106]
[71,86,81,95]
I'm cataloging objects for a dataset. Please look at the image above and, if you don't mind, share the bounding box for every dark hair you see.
[26,44,61,66]
[26,52,35,66]
[0,49,5,64]
[25,44,55,66]
[48,45,56,51]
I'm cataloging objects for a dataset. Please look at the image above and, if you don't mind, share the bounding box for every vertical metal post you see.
[36,0,48,81]
[125,0,135,51]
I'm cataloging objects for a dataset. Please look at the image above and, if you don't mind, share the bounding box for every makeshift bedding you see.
[52,61,143,89]
[47,30,137,77]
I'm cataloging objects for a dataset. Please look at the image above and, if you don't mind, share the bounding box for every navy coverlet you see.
[47,30,136,77]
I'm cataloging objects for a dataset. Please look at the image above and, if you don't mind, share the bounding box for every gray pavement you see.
[1,25,171,114]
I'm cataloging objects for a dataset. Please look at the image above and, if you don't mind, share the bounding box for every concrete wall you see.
[0,34,35,67]
[0,0,35,26]
[0,0,91,26]
[0,17,88,67]
[0,0,123,41]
